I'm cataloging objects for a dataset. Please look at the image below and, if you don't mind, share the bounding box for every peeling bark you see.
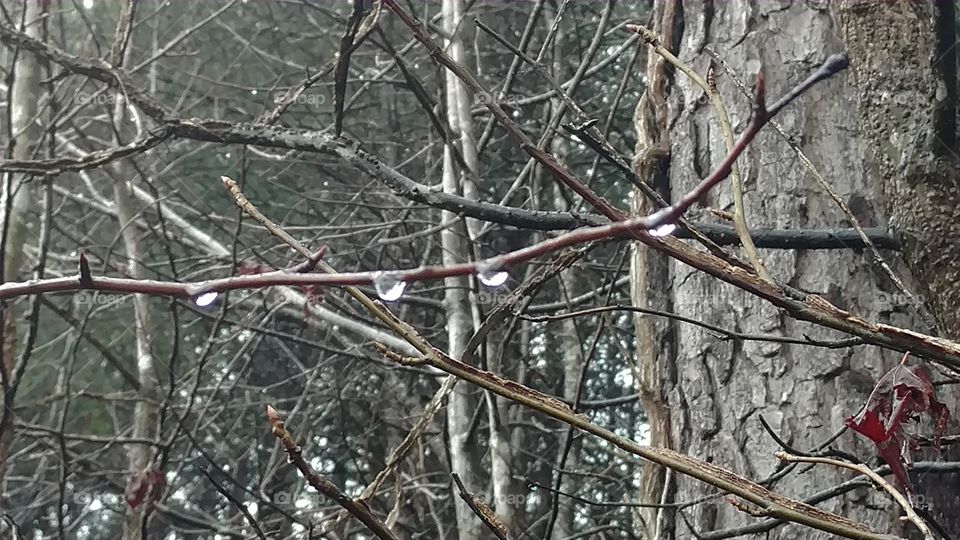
[631,1,681,537]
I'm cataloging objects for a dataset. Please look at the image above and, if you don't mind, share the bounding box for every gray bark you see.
[631,1,959,538]
[0,0,41,511]
[114,170,159,539]
[112,36,160,539]
[840,2,960,533]
[2,2,40,282]
[555,269,584,538]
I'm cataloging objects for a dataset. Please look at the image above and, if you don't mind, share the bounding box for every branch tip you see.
[266,405,282,425]
[825,53,850,75]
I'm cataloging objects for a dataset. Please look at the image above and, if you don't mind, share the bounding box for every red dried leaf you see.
[845,353,951,497]
[124,467,166,509]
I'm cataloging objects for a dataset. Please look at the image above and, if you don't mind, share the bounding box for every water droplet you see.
[649,223,677,237]
[477,264,509,287]
[193,291,219,307]
[373,272,406,301]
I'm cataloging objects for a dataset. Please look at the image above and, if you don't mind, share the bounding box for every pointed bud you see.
[78,249,93,287]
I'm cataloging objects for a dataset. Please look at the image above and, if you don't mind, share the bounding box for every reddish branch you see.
[0,211,815,299]
[379,2,960,372]
[386,1,847,231]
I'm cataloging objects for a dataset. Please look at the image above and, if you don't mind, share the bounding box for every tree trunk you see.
[0,0,41,512]
[115,172,160,539]
[631,1,959,538]
[839,1,960,533]
[441,0,486,538]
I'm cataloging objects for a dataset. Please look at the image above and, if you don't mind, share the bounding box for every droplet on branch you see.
[649,223,677,237]
[477,263,509,287]
[372,272,406,301]
[192,291,219,307]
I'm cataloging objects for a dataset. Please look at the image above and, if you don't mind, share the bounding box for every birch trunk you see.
[440,0,486,538]
[114,171,159,539]
[0,0,42,512]
[107,17,161,535]
[112,79,160,540]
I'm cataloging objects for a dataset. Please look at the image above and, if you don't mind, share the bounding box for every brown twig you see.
[703,46,920,312]
[265,405,401,540]
[775,451,933,540]
[473,16,739,267]
[637,51,851,230]
[219,175,434,359]
[451,473,512,540]
[388,1,847,233]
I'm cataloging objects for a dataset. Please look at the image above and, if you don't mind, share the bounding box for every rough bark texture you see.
[631,1,959,538]
[839,1,960,338]
[839,1,960,533]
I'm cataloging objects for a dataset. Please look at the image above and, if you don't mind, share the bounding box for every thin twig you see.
[265,406,401,540]
[219,175,434,356]
[474,17,739,267]
[451,473,512,540]
[522,305,864,349]
[775,451,933,540]
[630,24,772,282]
